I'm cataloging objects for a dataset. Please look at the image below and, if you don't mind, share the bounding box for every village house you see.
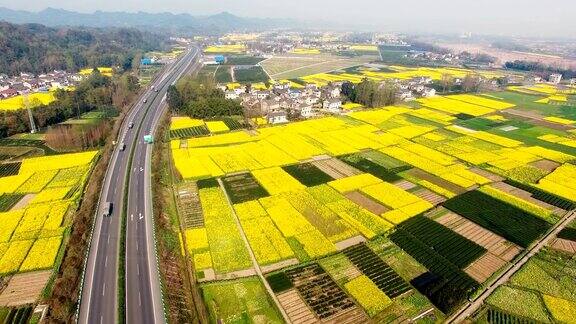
[549,73,562,84]
[225,90,239,100]
[267,111,288,124]
[323,98,342,113]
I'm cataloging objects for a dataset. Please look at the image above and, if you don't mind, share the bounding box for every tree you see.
[440,74,454,93]
[462,74,481,93]
[167,85,183,112]
[341,81,356,102]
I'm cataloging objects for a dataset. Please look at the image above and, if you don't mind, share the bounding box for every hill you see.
[0,7,296,32]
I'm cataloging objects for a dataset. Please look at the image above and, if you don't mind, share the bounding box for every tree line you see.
[505,60,576,79]
[341,79,398,108]
[0,21,166,76]
[167,76,243,119]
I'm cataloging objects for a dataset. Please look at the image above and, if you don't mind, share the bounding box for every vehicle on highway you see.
[144,134,154,144]
[155,89,159,92]
[103,202,113,217]
[119,142,126,151]
[143,98,147,103]
[128,122,134,129]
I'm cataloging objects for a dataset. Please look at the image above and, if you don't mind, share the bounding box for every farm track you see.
[216,178,291,323]
[448,209,576,323]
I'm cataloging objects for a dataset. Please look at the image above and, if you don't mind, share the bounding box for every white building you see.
[225,91,239,100]
[267,111,288,124]
[323,98,342,114]
[549,73,562,84]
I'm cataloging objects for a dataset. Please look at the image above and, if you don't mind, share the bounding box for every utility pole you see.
[23,93,37,133]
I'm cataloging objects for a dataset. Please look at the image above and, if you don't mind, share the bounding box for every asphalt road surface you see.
[78,46,201,324]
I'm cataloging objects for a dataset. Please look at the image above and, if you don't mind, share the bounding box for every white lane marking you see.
[100,315,103,324]
[136,241,139,251]
[137,264,140,276]
[131,214,134,221]
[104,256,108,268]
[102,283,106,296]
[107,234,110,245]
[139,291,142,306]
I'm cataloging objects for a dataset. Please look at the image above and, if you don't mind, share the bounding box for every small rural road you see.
[218,179,291,323]
[448,209,576,323]
[78,46,201,324]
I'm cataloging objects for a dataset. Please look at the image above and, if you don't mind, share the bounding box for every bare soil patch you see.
[311,158,361,179]
[10,193,36,211]
[530,159,560,172]
[344,191,389,215]
[549,238,576,254]
[0,270,51,307]
[407,168,467,195]
[435,211,522,262]
[465,253,506,283]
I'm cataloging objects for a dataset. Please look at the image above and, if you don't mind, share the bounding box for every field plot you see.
[201,277,283,323]
[390,217,481,313]
[0,194,24,212]
[282,263,361,321]
[338,153,409,182]
[170,125,210,139]
[0,162,21,177]
[442,190,551,248]
[221,172,269,204]
[261,54,374,80]
[198,186,252,274]
[282,162,334,187]
[484,248,576,323]
[0,270,52,306]
[342,244,411,298]
[234,66,269,83]
[311,158,362,179]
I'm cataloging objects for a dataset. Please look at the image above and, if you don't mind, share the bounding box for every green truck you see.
[144,135,154,144]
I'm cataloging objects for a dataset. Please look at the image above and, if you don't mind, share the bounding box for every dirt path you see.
[217,178,291,323]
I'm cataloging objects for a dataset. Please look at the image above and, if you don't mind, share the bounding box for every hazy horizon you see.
[1,1,575,38]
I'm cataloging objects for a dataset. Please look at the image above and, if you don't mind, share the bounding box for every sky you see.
[1,0,575,37]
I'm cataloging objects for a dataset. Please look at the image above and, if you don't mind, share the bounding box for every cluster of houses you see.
[393,76,436,101]
[218,76,440,124]
[406,51,462,64]
[0,71,78,99]
[219,82,343,124]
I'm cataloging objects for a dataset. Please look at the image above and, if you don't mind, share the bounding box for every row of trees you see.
[341,79,398,108]
[505,60,576,79]
[167,76,243,118]
[0,70,140,138]
[0,21,166,76]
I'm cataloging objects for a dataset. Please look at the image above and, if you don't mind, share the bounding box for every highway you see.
[448,208,576,323]
[78,46,201,324]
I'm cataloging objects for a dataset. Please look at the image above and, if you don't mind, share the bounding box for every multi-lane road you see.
[78,46,201,324]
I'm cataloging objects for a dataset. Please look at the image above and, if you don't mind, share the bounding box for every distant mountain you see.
[0,7,297,32]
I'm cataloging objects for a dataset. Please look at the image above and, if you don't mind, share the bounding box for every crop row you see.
[0,193,24,212]
[396,216,486,269]
[343,243,411,298]
[443,190,551,248]
[504,179,576,210]
[390,226,479,313]
[0,162,21,177]
[338,153,408,182]
[170,125,210,139]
